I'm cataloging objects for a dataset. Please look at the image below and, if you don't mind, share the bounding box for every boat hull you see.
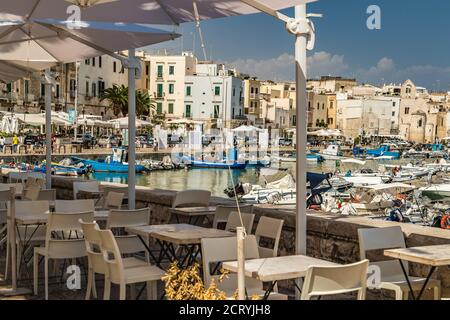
[72,158,147,173]
[190,161,247,169]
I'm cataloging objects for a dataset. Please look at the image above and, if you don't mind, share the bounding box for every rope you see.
[190,2,245,235]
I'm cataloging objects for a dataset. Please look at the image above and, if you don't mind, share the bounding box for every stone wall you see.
[49,176,450,297]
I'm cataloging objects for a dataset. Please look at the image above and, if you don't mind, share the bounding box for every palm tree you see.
[99,84,128,116]
[136,90,157,118]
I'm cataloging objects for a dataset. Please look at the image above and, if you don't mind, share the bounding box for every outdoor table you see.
[169,206,217,225]
[384,245,450,300]
[223,255,338,300]
[126,224,234,268]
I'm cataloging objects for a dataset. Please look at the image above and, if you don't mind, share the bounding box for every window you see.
[69,79,76,98]
[24,80,29,96]
[392,111,395,117]
[98,81,105,95]
[393,102,396,107]
[186,86,192,97]
[251,87,254,94]
[98,56,102,68]
[233,87,236,97]
[85,81,89,96]
[418,119,423,127]
[55,84,60,99]
[92,83,97,97]
[292,115,297,126]
[169,83,174,94]
[156,103,163,114]
[405,107,410,115]
[85,59,90,65]
[157,84,163,98]
[214,86,220,96]
[328,118,334,125]
[157,65,163,78]
[92,57,96,67]
[330,101,334,109]
[317,103,320,110]
[214,105,220,118]
[185,105,191,118]
[168,103,174,114]
[255,88,259,94]
[41,83,45,97]
[146,65,149,76]
[113,61,117,73]
[322,103,325,110]
[169,65,175,75]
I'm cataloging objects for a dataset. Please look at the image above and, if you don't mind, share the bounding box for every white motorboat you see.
[323,183,416,215]
[319,144,345,160]
[419,184,450,201]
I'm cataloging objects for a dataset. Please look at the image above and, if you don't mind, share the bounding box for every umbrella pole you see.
[43,71,53,189]
[294,4,308,299]
[127,49,137,210]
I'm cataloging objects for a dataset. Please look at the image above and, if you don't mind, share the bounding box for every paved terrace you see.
[1,174,449,299]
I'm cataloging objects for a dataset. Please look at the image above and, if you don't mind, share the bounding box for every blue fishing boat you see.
[307,153,324,163]
[71,147,148,173]
[34,162,87,176]
[179,149,247,169]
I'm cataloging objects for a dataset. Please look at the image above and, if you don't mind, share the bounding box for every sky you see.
[146,0,450,91]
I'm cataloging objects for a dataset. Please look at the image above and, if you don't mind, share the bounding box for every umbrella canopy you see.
[108,117,152,129]
[0,20,180,66]
[232,125,264,132]
[3,0,316,24]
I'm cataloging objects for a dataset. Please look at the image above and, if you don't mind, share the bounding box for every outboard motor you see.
[224,182,245,198]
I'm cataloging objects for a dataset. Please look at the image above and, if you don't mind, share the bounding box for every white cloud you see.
[307,51,349,78]
[225,51,348,81]
[226,52,450,89]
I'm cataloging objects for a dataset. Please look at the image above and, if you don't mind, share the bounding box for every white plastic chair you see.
[106,208,150,259]
[33,211,94,300]
[73,181,100,200]
[172,190,211,208]
[98,228,165,300]
[201,235,286,300]
[301,260,369,300]
[55,199,95,213]
[358,226,441,300]
[37,189,57,203]
[22,184,41,201]
[101,191,124,210]
[254,216,284,258]
[213,204,253,229]
[225,211,255,234]
[80,220,150,300]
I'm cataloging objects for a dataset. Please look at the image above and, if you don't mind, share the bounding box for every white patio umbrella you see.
[108,117,152,129]
[231,125,264,132]
[0,18,179,296]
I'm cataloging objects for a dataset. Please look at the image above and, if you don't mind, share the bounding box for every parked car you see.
[73,133,96,147]
[279,138,293,146]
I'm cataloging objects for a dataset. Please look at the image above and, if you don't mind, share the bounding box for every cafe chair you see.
[80,220,149,300]
[33,211,94,300]
[225,211,255,234]
[358,226,441,300]
[97,228,165,300]
[255,216,284,258]
[213,204,253,230]
[301,260,369,300]
[201,235,287,300]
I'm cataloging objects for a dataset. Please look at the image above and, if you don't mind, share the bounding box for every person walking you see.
[0,135,5,153]
[12,134,19,154]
